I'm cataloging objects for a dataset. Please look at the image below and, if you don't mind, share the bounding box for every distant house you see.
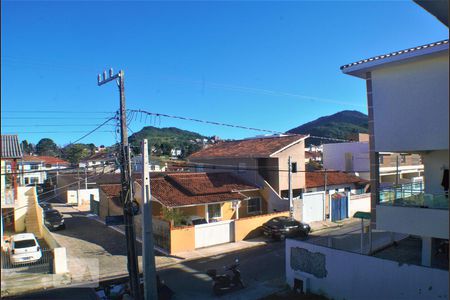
[323,133,423,187]
[98,172,287,254]
[189,134,309,212]
[79,151,117,173]
[17,156,70,185]
[305,151,322,163]
[305,171,369,195]
[170,148,182,158]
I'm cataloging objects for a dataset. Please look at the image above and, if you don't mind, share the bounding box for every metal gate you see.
[91,198,100,216]
[331,193,348,222]
[1,248,53,275]
[302,192,325,223]
[195,220,234,249]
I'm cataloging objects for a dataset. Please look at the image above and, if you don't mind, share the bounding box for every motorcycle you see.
[206,259,245,296]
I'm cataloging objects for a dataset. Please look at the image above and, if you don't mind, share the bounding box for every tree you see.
[21,140,35,155]
[62,144,90,165]
[36,138,60,156]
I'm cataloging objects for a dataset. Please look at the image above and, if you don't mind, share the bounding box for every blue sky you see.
[1,1,448,147]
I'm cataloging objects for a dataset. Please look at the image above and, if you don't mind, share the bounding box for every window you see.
[207,203,221,220]
[24,178,30,185]
[238,163,246,173]
[291,162,297,173]
[30,165,39,170]
[247,198,261,214]
[196,164,204,172]
[401,155,406,163]
[45,164,52,168]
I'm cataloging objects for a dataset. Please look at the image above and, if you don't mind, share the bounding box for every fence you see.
[1,248,53,275]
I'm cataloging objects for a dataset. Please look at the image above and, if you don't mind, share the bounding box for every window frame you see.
[247,197,262,214]
[207,203,222,220]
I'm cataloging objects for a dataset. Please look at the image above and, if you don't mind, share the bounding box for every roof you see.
[341,39,449,78]
[23,155,70,165]
[102,172,260,208]
[11,233,37,241]
[189,135,308,159]
[1,135,23,159]
[306,171,368,188]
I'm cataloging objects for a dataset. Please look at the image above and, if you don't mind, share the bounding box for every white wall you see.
[323,142,369,172]
[286,239,449,300]
[348,193,371,217]
[372,53,449,152]
[423,150,449,195]
[376,205,448,239]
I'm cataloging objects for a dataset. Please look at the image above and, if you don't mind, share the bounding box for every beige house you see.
[189,134,308,212]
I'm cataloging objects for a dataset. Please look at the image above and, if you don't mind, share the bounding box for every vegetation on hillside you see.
[287,110,368,146]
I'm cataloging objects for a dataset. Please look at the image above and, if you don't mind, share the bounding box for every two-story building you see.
[341,39,449,267]
[188,134,308,212]
[17,155,70,186]
[323,133,424,186]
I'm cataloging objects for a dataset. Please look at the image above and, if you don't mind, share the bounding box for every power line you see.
[2,125,115,127]
[128,109,354,143]
[2,131,114,134]
[3,110,115,114]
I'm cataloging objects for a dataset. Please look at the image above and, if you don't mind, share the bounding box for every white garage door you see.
[302,192,325,223]
[195,220,235,248]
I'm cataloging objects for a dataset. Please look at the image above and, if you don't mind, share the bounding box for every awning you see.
[353,211,371,220]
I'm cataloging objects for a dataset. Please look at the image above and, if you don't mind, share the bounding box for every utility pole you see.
[98,69,141,300]
[84,167,88,190]
[141,139,158,300]
[288,156,293,218]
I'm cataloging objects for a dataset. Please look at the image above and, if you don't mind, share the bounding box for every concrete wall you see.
[371,53,449,152]
[348,193,371,217]
[323,142,369,172]
[15,187,31,233]
[423,150,449,195]
[376,205,448,239]
[286,239,449,300]
[234,211,290,241]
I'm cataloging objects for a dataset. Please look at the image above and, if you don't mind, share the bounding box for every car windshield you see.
[14,239,36,248]
[45,211,60,218]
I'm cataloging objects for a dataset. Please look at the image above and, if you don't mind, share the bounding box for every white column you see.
[421,236,433,267]
[205,204,209,223]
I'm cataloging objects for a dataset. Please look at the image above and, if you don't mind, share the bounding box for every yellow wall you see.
[234,211,289,241]
[238,190,268,218]
[179,205,205,218]
[170,225,195,253]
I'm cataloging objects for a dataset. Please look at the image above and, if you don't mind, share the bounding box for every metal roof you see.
[1,135,23,159]
[340,39,449,77]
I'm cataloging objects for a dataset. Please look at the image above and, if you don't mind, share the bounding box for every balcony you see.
[379,182,448,210]
[377,183,448,239]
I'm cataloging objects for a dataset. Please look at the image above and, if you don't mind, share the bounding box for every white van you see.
[8,233,42,265]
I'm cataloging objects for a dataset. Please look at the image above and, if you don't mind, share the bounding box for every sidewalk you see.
[87,212,350,269]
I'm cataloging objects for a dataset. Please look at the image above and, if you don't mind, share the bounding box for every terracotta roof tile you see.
[101,172,259,208]
[189,135,307,159]
[23,155,70,165]
[306,171,368,188]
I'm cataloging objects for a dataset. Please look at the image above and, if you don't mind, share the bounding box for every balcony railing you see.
[379,182,448,210]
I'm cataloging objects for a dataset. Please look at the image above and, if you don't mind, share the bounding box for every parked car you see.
[8,233,42,265]
[182,215,208,226]
[262,216,310,240]
[39,202,53,211]
[44,209,65,231]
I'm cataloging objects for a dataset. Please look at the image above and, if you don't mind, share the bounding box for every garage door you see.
[302,192,325,223]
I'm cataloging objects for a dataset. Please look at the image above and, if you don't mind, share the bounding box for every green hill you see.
[128,126,208,157]
[287,110,368,145]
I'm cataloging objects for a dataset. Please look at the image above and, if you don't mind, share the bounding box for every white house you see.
[341,39,449,268]
[18,156,70,185]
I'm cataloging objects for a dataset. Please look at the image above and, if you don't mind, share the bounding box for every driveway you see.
[50,204,173,284]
